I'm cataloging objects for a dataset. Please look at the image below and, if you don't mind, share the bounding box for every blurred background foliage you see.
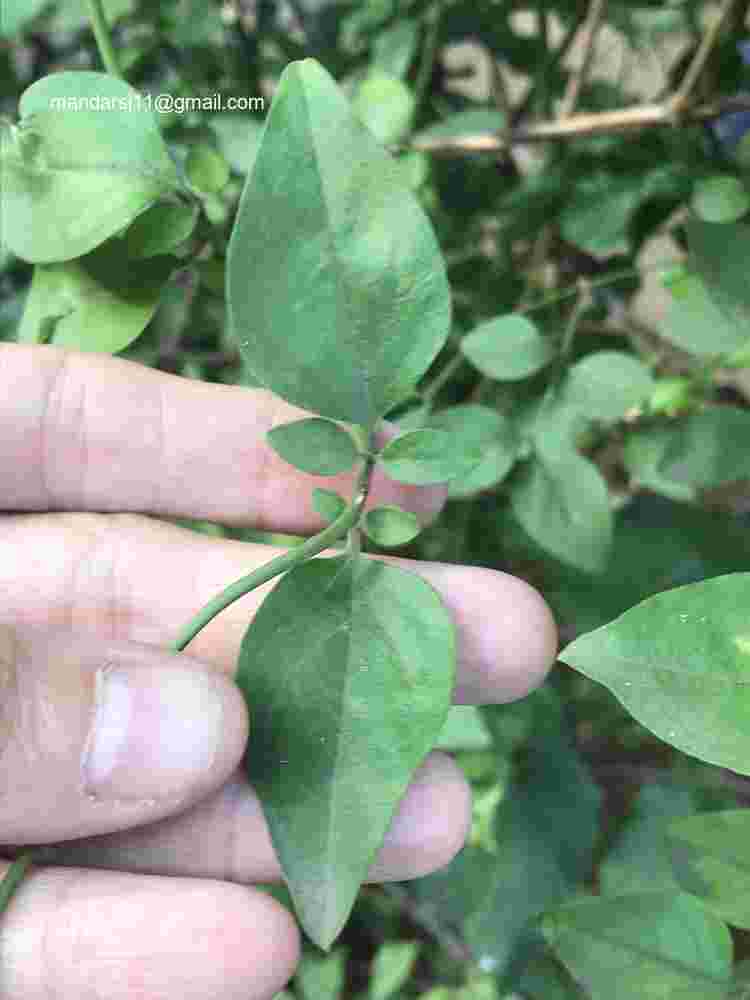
[5,1,750,997]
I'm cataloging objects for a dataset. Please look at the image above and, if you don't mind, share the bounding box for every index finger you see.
[0,344,444,532]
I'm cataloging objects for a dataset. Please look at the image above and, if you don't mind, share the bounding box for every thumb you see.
[0,624,248,843]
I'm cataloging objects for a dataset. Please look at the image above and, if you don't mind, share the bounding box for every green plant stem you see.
[170,449,376,654]
[86,0,123,78]
[422,352,465,406]
[523,265,643,314]
[414,2,443,113]
[0,852,35,917]
[560,284,589,361]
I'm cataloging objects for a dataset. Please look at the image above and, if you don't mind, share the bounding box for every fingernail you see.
[83,665,224,801]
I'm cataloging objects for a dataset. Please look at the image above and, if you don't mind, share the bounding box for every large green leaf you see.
[542,892,732,1000]
[509,422,613,574]
[17,240,175,352]
[668,810,750,929]
[559,574,750,774]
[2,72,179,263]
[236,555,455,949]
[227,59,451,426]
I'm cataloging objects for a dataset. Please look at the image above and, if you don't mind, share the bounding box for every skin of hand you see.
[0,344,558,1000]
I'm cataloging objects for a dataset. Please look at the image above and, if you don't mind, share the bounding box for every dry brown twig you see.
[558,0,606,120]
[406,0,746,156]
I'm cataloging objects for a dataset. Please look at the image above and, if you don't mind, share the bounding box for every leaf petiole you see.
[170,445,377,654]
[0,851,35,919]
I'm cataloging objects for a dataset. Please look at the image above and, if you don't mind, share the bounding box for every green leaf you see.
[622,425,697,503]
[237,555,455,949]
[380,429,477,485]
[661,221,750,357]
[558,351,655,423]
[1,0,50,35]
[395,150,429,191]
[369,940,419,1000]
[267,418,359,477]
[542,892,732,1000]
[164,0,224,46]
[185,143,230,195]
[644,408,750,490]
[559,171,644,257]
[372,19,419,79]
[461,314,554,381]
[542,494,750,636]
[17,239,174,352]
[227,59,451,426]
[518,953,588,1000]
[647,377,696,416]
[668,810,750,928]
[689,220,750,327]
[559,574,750,774]
[122,199,198,258]
[661,271,747,358]
[312,488,348,524]
[426,404,518,497]
[435,705,491,751]
[353,71,415,145]
[510,423,613,574]
[295,948,347,1000]
[2,72,179,263]
[600,782,697,895]
[732,960,750,998]
[208,113,264,174]
[363,505,420,547]
[692,176,750,224]
[463,691,601,974]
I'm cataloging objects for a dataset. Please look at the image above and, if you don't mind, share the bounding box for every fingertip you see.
[1,867,301,1000]
[372,751,471,881]
[453,569,558,704]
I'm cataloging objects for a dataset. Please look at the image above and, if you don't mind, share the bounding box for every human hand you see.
[0,344,557,999]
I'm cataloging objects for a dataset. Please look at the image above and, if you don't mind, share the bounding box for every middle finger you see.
[0,512,557,705]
